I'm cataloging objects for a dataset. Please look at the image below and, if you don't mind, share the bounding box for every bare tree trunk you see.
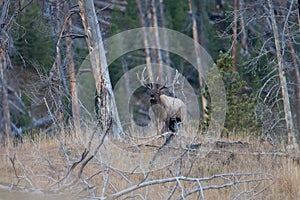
[0,1,12,144]
[136,0,153,81]
[188,0,208,121]
[196,0,204,46]
[287,29,300,139]
[158,0,170,67]
[0,31,11,144]
[298,0,300,33]
[232,0,238,72]
[50,0,65,133]
[150,0,163,82]
[65,4,80,134]
[78,0,123,139]
[0,0,27,144]
[239,0,249,56]
[268,0,298,148]
[158,0,173,82]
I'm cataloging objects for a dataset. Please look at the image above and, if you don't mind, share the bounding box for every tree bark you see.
[0,30,11,144]
[158,0,173,82]
[0,0,29,144]
[287,29,300,139]
[196,0,204,46]
[298,0,300,34]
[65,2,81,134]
[239,0,249,56]
[268,0,298,148]
[232,0,238,72]
[188,0,208,121]
[150,0,163,82]
[159,0,170,66]
[49,0,65,133]
[78,0,123,139]
[0,0,13,144]
[136,0,153,81]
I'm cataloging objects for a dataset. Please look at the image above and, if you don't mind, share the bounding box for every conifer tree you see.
[13,2,53,73]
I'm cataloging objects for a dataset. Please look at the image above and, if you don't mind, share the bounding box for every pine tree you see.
[13,2,54,73]
[216,52,257,134]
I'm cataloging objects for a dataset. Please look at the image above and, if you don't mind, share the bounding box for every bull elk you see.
[138,68,186,135]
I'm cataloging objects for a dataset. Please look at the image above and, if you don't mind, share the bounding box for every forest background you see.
[0,0,300,199]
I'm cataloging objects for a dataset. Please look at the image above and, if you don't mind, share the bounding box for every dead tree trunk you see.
[188,0,208,121]
[49,0,65,133]
[287,29,300,139]
[196,0,204,46]
[136,0,153,81]
[298,0,300,33]
[150,0,163,82]
[158,0,170,67]
[65,4,81,133]
[268,0,298,148]
[232,0,238,72]
[158,0,173,82]
[0,0,32,144]
[0,0,20,144]
[239,0,249,56]
[0,30,11,144]
[78,0,123,139]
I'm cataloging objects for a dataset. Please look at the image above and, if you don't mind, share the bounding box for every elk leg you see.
[169,118,182,132]
[162,120,169,133]
[176,117,182,130]
[165,133,174,145]
[169,118,176,132]
[156,118,161,134]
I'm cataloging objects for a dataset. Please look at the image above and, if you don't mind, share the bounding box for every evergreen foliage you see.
[215,52,258,134]
[164,0,189,33]
[12,2,54,74]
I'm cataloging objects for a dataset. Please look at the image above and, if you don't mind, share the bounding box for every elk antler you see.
[137,67,151,88]
[138,68,181,91]
[158,75,168,90]
[171,70,180,85]
[164,70,181,89]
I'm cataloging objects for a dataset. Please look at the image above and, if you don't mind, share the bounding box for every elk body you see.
[138,70,186,134]
[150,91,186,133]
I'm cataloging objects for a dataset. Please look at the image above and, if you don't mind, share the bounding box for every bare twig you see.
[108,172,272,199]
[78,119,112,178]
[8,154,34,189]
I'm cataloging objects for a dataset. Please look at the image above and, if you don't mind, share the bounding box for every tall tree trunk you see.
[287,29,300,139]
[150,0,163,82]
[196,0,204,46]
[78,0,123,139]
[298,0,300,33]
[65,5,81,134]
[158,0,170,67]
[136,0,153,81]
[50,0,64,132]
[239,0,249,56]
[0,31,11,144]
[232,0,238,72]
[188,0,208,121]
[158,0,172,82]
[268,0,298,148]
[0,0,25,144]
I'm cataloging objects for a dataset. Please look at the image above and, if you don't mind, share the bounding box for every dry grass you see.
[0,129,299,200]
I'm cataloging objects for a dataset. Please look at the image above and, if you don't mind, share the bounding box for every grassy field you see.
[0,130,299,200]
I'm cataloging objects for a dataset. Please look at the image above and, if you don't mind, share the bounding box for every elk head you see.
[145,83,168,105]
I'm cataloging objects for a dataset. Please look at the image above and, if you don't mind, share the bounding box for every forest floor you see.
[0,130,300,200]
